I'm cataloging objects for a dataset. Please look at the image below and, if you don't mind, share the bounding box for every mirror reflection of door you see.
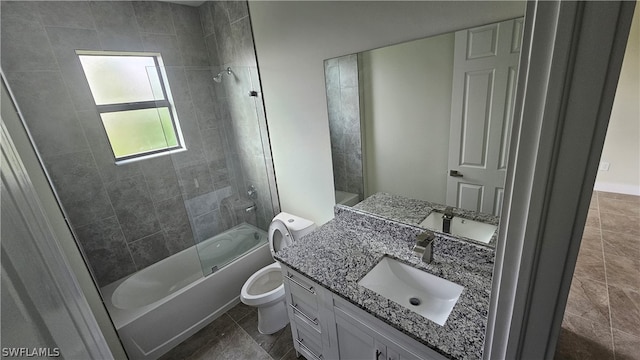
[324,17,524,215]
[447,18,523,216]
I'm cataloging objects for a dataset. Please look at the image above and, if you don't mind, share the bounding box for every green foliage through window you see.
[78,52,183,161]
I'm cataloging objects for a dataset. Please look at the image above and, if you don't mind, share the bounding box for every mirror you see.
[325,17,524,240]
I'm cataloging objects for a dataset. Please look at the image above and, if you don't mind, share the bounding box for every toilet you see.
[240,212,316,334]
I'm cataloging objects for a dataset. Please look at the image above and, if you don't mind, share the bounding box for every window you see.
[77,51,184,163]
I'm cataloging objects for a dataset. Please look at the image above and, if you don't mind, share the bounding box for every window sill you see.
[114,147,187,166]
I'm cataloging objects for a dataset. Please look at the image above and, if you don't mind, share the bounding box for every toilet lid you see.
[269,219,293,256]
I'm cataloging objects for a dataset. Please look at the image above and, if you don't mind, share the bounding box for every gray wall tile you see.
[231,17,256,67]
[171,101,207,168]
[212,2,236,64]
[74,217,136,286]
[339,54,359,87]
[209,159,231,189]
[155,195,195,255]
[142,34,183,66]
[1,1,58,73]
[7,71,90,158]
[177,31,209,66]
[45,27,100,111]
[46,151,115,228]
[199,2,215,37]
[37,1,96,30]
[204,34,221,66]
[202,127,227,162]
[224,1,249,24]
[185,191,219,218]
[105,175,162,242]
[186,69,219,129]
[177,162,215,199]
[90,1,142,51]
[171,3,202,35]
[129,231,170,269]
[139,156,181,203]
[133,1,175,35]
[165,68,191,103]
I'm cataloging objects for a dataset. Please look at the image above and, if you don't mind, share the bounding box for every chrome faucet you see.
[413,231,436,264]
[442,207,454,234]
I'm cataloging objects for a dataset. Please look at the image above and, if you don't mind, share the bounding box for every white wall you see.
[595,5,640,195]
[361,33,454,203]
[249,1,525,225]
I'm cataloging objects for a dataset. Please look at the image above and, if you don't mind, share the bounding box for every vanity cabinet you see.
[281,264,448,360]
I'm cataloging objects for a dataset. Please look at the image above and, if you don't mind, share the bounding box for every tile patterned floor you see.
[160,302,301,360]
[555,191,640,360]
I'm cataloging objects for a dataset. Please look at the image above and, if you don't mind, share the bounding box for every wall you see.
[595,5,640,195]
[1,1,275,287]
[360,33,454,203]
[199,1,279,231]
[249,1,526,225]
[324,54,364,200]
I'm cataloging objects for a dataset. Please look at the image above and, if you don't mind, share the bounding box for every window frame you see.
[76,50,186,164]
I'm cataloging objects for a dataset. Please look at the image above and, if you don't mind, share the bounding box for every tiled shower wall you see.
[198,2,278,231]
[324,54,364,201]
[1,1,277,287]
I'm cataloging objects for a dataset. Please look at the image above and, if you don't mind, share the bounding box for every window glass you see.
[79,55,164,105]
[101,108,178,158]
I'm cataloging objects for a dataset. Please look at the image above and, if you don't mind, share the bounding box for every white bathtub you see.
[101,223,273,359]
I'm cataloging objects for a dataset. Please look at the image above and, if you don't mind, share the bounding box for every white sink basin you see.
[358,257,463,326]
[419,211,496,244]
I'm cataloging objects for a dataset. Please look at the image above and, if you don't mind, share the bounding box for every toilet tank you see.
[273,212,316,241]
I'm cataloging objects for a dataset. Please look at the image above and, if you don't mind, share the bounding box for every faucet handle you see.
[443,206,454,219]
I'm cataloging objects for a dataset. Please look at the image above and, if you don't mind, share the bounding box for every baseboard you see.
[593,181,640,196]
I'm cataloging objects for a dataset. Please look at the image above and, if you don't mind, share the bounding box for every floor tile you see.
[604,252,640,290]
[597,191,640,204]
[612,329,640,360]
[574,245,606,282]
[600,212,640,237]
[602,230,640,260]
[161,314,235,360]
[580,226,603,253]
[555,313,614,360]
[565,277,610,324]
[589,194,598,210]
[236,310,286,353]
[268,325,294,360]
[226,302,256,322]
[609,285,640,337]
[599,197,640,217]
[280,348,303,360]
[585,210,601,228]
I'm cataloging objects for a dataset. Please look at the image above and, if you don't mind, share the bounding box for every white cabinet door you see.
[447,18,523,216]
[335,313,386,360]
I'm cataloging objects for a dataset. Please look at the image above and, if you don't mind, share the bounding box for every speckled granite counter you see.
[353,192,500,247]
[274,206,495,360]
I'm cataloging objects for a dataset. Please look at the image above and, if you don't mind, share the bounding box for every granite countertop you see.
[275,206,495,360]
[353,192,500,247]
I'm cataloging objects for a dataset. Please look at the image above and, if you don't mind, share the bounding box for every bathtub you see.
[101,223,273,359]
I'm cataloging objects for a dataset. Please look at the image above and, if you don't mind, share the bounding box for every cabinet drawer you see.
[293,318,323,360]
[285,269,320,330]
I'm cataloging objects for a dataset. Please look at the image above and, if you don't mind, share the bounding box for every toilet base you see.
[257,299,289,334]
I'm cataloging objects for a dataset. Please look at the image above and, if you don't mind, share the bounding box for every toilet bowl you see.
[240,212,316,334]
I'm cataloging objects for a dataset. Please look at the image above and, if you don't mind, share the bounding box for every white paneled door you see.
[446,18,523,216]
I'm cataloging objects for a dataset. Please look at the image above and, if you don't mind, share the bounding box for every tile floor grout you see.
[556,190,640,360]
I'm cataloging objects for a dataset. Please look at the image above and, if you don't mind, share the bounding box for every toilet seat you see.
[268,219,293,256]
[240,262,284,306]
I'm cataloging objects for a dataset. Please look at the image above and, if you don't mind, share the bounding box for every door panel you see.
[447,18,522,215]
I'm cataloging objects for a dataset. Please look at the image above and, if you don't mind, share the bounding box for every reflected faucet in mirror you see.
[442,207,454,234]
